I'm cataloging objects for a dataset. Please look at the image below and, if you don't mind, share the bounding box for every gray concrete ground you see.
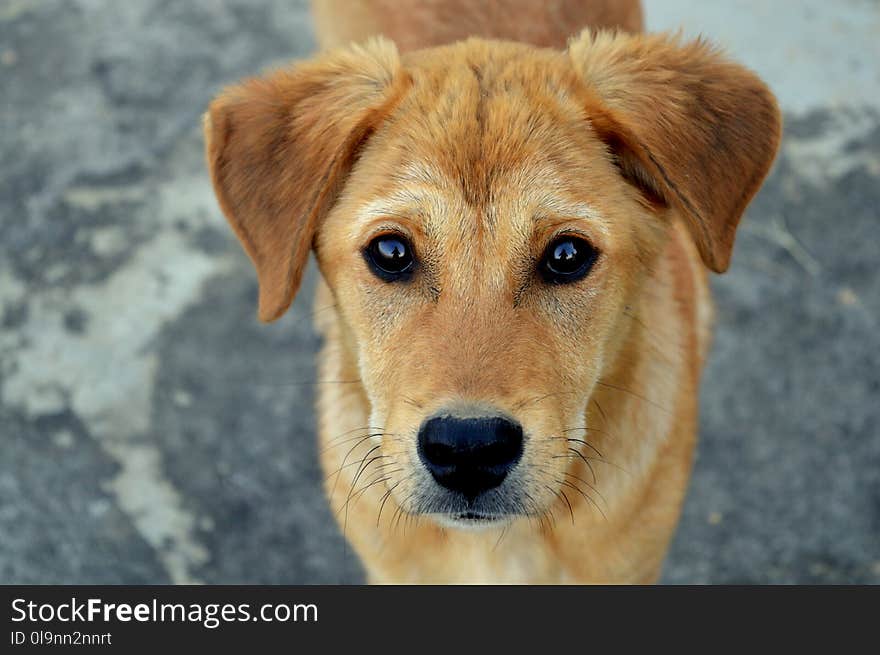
[0,0,877,584]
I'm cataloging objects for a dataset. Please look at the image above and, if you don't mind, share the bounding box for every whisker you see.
[345,446,384,504]
[592,398,609,427]
[558,489,575,525]
[563,470,608,506]
[514,390,578,411]
[325,435,376,486]
[562,425,616,441]
[323,425,385,445]
[553,451,630,477]
[287,302,339,333]
[320,431,385,454]
[492,523,511,551]
[392,491,415,535]
[328,438,379,498]
[520,490,544,534]
[401,395,424,409]
[340,446,385,545]
[542,485,560,533]
[564,446,597,485]
[377,479,404,528]
[560,478,607,521]
[338,473,396,517]
[595,380,671,414]
[325,453,390,483]
[565,436,604,459]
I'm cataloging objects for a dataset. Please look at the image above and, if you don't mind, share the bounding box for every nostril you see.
[417,415,524,497]
[421,441,458,467]
[472,438,519,468]
[472,418,523,467]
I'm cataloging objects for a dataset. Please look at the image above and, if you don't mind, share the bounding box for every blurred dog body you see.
[204,0,780,582]
[312,0,644,51]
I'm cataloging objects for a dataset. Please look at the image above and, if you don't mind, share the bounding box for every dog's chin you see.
[412,482,526,531]
[430,511,513,531]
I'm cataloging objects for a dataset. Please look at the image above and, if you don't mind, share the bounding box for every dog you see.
[203,0,780,583]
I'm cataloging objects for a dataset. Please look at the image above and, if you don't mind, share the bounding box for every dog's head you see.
[204,32,780,528]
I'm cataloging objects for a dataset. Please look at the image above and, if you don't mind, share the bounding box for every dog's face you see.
[317,43,663,525]
[205,34,780,527]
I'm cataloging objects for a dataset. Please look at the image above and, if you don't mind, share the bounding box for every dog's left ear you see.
[204,38,406,321]
[568,31,782,272]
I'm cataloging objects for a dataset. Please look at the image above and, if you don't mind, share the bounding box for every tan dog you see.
[203,0,780,583]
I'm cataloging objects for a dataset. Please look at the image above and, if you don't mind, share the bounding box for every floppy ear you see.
[568,31,782,272]
[204,38,407,321]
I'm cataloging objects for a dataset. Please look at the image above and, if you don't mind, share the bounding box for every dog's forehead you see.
[396,40,584,182]
[353,40,613,241]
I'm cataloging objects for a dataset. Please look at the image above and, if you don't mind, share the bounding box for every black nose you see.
[417,416,524,499]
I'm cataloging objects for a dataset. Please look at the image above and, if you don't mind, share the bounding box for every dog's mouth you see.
[457,511,503,522]
[430,509,513,530]
[455,512,498,521]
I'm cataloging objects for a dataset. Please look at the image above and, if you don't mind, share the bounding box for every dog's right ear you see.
[204,38,406,322]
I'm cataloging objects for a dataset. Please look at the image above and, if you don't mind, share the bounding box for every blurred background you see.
[0,0,877,584]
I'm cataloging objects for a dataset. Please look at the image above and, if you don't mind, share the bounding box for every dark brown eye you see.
[364,234,415,281]
[540,236,598,284]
